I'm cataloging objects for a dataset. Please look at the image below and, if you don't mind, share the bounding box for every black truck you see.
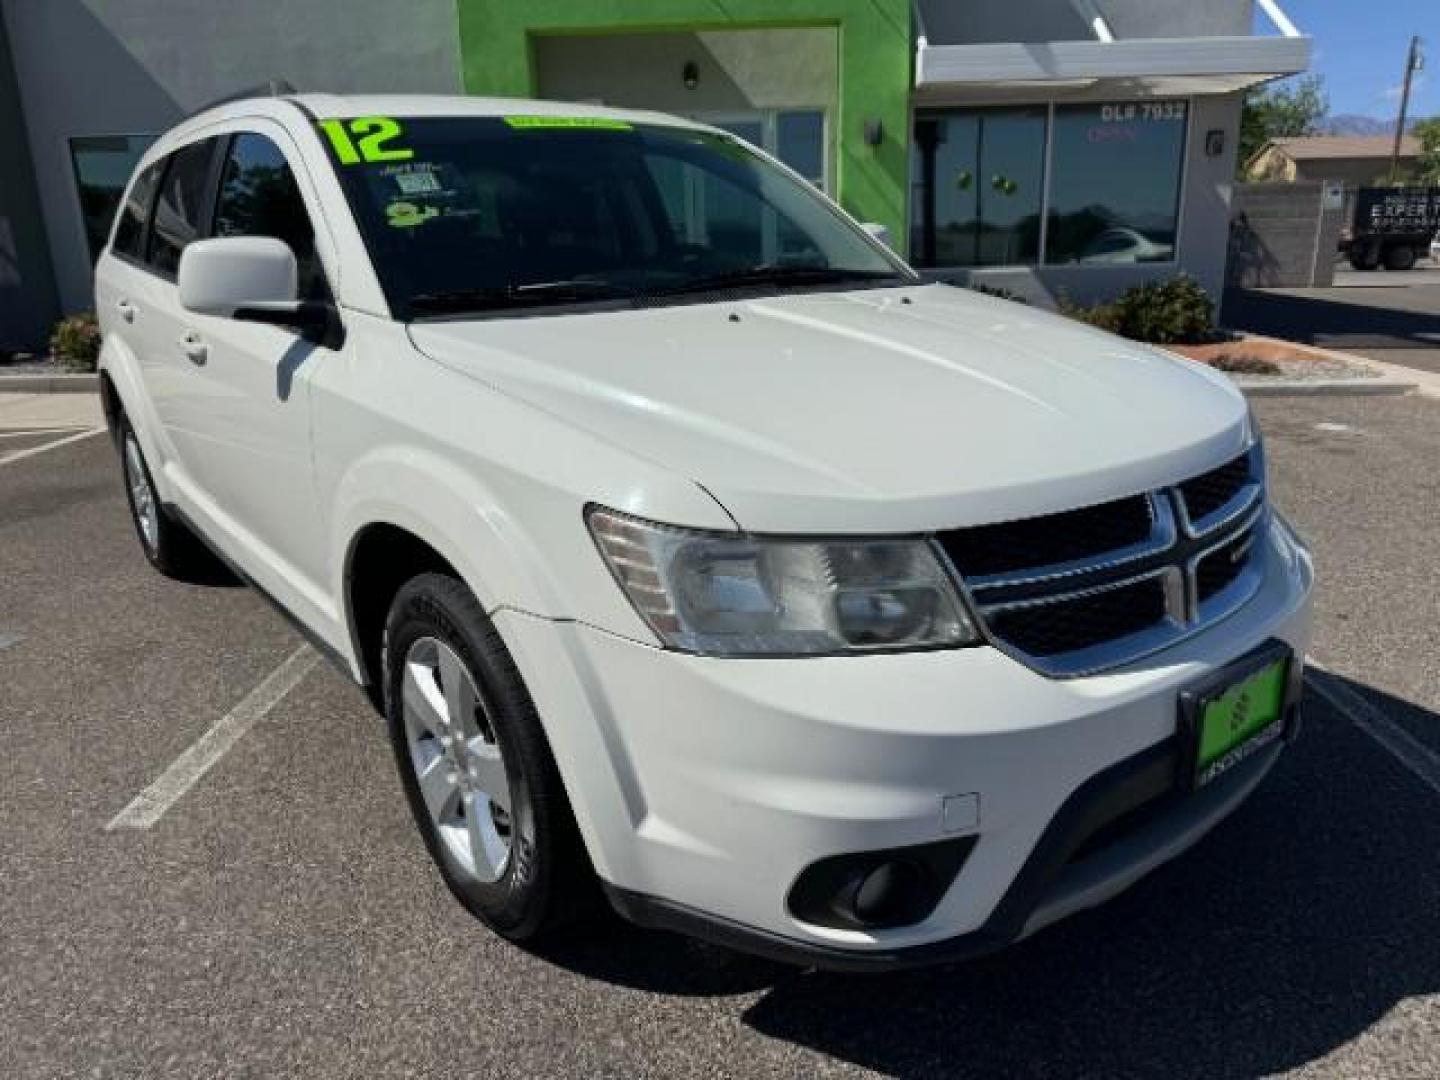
[1340,186,1440,271]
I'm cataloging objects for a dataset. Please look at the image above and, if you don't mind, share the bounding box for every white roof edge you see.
[286,93,706,129]
[166,93,711,137]
[917,35,1311,87]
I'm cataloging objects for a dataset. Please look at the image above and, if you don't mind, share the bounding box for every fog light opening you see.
[787,836,977,931]
[852,860,928,925]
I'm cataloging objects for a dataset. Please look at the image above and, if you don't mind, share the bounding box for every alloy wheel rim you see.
[123,434,159,554]
[401,637,514,884]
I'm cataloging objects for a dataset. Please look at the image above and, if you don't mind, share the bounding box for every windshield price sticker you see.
[319,117,414,164]
[503,116,633,131]
[394,170,442,195]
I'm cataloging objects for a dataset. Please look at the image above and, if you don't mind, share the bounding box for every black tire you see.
[117,415,222,581]
[1348,243,1381,271]
[1384,243,1417,272]
[383,572,595,941]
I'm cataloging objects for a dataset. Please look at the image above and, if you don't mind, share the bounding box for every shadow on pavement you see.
[540,677,1440,1077]
[1225,287,1440,350]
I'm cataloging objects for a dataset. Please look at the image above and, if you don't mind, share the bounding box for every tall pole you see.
[1389,35,1421,184]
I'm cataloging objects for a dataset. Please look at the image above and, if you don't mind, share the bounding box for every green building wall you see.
[455,0,913,249]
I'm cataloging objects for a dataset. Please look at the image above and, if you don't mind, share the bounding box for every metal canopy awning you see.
[914,0,1311,104]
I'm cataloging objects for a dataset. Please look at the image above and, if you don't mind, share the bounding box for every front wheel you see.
[383,573,595,940]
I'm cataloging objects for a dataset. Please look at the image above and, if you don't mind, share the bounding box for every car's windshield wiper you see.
[409,280,636,315]
[651,264,904,298]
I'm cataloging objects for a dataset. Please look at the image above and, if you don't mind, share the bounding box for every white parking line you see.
[0,427,106,468]
[1307,661,1440,797]
[106,644,320,830]
[0,426,86,439]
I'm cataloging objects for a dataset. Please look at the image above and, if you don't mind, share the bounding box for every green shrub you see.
[50,312,101,372]
[1061,276,1216,345]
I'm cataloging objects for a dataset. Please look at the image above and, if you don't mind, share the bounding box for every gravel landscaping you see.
[1168,334,1381,382]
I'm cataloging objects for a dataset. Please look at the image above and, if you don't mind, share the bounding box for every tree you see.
[1413,117,1440,185]
[1238,75,1329,175]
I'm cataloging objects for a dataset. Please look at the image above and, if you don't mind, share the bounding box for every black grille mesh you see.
[1180,452,1251,523]
[938,495,1153,579]
[1196,529,1255,602]
[987,577,1168,658]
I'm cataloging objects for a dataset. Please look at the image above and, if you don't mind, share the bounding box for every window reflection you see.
[1045,102,1186,265]
[912,109,1046,268]
[909,101,1188,269]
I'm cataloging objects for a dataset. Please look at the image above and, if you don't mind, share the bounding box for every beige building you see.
[1246,135,1421,187]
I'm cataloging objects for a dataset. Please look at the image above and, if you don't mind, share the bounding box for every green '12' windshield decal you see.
[318,117,413,164]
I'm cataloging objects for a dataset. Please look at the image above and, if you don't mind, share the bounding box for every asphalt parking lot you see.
[3,394,1439,1079]
[1226,272,1440,378]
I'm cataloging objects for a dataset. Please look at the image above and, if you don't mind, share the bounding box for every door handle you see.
[116,299,136,323]
[179,332,208,365]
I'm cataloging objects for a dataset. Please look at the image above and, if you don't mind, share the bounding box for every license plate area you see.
[1179,642,1294,790]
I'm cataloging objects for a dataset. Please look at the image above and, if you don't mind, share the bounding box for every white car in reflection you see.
[1078,227,1172,265]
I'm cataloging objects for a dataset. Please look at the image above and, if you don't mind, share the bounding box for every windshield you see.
[318,115,914,319]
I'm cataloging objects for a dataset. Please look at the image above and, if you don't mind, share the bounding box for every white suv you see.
[96,92,1313,969]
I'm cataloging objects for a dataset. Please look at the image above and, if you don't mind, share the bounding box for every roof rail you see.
[185,79,297,119]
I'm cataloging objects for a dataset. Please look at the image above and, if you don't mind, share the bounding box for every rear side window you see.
[148,138,219,277]
[214,133,324,298]
[112,160,163,261]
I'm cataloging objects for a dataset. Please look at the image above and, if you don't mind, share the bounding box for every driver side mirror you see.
[179,236,298,316]
[178,237,340,345]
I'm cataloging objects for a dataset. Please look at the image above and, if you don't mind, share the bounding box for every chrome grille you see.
[986,574,1168,659]
[940,494,1154,579]
[936,445,1266,677]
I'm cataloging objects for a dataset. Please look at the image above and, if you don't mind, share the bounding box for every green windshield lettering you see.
[503,116,633,131]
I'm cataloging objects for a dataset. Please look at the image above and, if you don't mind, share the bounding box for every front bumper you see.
[495,515,1314,968]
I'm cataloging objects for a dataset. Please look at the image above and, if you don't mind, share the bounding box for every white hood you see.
[408,284,1250,533]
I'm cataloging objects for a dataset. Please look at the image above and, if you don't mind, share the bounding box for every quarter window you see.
[71,135,155,263]
[112,158,164,262]
[147,138,219,277]
[214,133,323,297]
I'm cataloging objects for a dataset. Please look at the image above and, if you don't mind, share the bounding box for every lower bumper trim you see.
[605,714,1293,971]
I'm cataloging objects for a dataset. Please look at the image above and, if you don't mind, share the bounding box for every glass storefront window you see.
[909,100,1189,269]
[776,111,825,188]
[1045,101,1187,266]
[69,135,155,263]
[691,110,829,192]
[912,109,1046,268]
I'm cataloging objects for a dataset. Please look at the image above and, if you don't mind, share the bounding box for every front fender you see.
[98,334,173,499]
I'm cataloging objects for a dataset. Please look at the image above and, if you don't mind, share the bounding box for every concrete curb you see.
[1349,355,1440,401]
[1206,332,1421,398]
[1235,377,1417,397]
[0,373,98,393]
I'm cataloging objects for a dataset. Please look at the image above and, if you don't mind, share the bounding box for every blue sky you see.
[1276,1,1434,119]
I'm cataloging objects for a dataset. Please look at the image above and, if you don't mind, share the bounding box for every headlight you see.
[587,507,980,656]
